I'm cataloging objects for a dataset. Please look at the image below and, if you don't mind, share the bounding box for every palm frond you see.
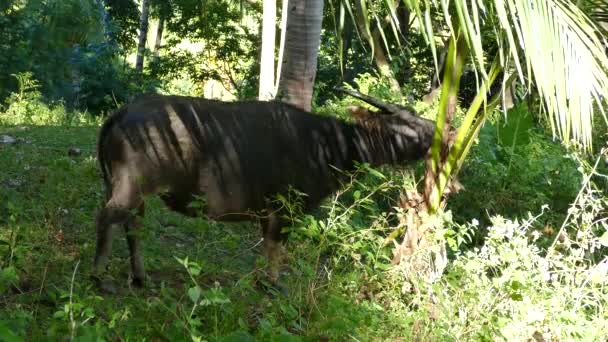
[407,0,608,150]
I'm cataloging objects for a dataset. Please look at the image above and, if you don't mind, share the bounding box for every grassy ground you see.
[1,102,606,341]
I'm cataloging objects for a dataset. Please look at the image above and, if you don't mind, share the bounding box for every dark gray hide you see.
[93,94,435,290]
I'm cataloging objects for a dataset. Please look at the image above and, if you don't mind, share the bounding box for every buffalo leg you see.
[125,204,145,287]
[261,209,288,282]
[93,177,143,292]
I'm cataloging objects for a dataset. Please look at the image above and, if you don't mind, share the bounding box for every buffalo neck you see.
[317,119,399,173]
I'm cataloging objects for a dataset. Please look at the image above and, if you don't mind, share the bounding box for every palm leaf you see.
[408,0,608,151]
[383,0,402,47]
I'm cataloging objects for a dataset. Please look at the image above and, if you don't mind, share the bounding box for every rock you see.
[0,135,17,144]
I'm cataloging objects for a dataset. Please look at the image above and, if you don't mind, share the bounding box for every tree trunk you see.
[259,0,277,100]
[273,0,289,95]
[135,0,150,73]
[277,0,324,111]
[153,13,164,64]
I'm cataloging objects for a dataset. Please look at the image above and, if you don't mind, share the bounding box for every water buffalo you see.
[92,90,435,292]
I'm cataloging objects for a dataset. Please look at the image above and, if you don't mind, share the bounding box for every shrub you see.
[406,154,608,341]
[0,73,98,126]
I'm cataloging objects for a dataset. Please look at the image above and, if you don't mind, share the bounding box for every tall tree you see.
[259,0,277,100]
[150,0,172,66]
[152,12,164,63]
[277,0,324,111]
[135,0,150,73]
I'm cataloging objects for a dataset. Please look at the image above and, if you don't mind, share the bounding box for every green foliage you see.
[450,104,582,242]
[0,73,99,126]
[150,0,260,98]
[415,186,608,340]
[315,5,437,107]
[496,102,535,148]
[0,0,137,113]
[315,72,429,123]
[104,0,140,53]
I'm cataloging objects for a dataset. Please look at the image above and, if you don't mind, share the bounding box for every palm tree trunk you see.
[277,0,324,111]
[259,0,277,100]
[135,0,150,73]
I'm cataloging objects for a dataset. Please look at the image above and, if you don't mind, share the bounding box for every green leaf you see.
[383,0,402,46]
[498,103,535,149]
[509,292,523,301]
[188,286,202,304]
[218,330,255,342]
[374,14,392,59]
[366,167,386,179]
[342,0,367,53]
[354,0,374,60]
[189,263,202,277]
[338,1,345,76]
[0,266,18,295]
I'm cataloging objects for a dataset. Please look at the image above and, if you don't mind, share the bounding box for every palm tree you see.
[277,0,325,111]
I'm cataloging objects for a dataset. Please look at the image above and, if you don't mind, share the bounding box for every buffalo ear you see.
[346,105,374,120]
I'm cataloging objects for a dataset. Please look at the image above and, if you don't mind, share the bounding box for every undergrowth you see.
[0,91,607,341]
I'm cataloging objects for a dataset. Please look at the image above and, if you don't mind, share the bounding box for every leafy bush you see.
[409,158,608,340]
[449,103,582,242]
[0,73,98,126]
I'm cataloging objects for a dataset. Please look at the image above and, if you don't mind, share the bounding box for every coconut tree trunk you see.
[277,0,324,111]
[135,0,150,73]
[259,0,277,100]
